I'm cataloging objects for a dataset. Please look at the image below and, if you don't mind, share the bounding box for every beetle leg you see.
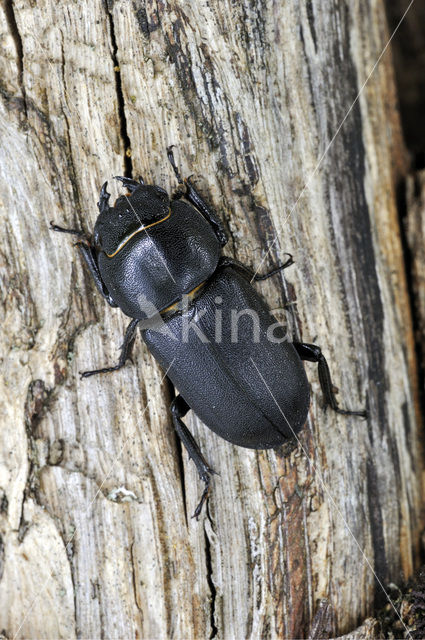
[170,394,216,519]
[167,145,228,247]
[114,176,144,191]
[293,342,368,418]
[80,318,139,378]
[51,223,118,308]
[218,254,294,281]
[252,254,294,280]
[98,182,110,214]
[170,187,186,201]
[183,178,228,247]
[50,221,87,237]
[167,145,186,184]
[76,243,118,308]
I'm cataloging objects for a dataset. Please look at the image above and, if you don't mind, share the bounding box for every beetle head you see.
[93,181,170,256]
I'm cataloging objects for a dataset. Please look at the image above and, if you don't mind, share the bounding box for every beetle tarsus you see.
[98,182,110,214]
[192,475,210,520]
[293,342,368,419]
[171,394,215,519]
[219,255,294,282]
[167,145,184,184]
[253,253,294,280]
[114,176,143,192]
[80,318,139,379]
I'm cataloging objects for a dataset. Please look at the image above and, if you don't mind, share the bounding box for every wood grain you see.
[0,0,422,638]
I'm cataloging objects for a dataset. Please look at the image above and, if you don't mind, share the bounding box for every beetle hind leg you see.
[293,342,367,418]
[170,395,216,519]
[80,318,139,378]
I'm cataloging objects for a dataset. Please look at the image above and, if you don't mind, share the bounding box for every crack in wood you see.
[2,0,27,117]
[105,2,133,178]
[204,527,218,639]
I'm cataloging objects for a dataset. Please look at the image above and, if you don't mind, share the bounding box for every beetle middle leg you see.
[170,394,216,519]
[218,255,294,281]
[293,342,367,418]
[80,318,139,378]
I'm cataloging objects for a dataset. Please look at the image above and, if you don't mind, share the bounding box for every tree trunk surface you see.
[0,1,422,639]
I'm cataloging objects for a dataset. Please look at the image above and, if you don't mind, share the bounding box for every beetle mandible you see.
[51,147,367,518]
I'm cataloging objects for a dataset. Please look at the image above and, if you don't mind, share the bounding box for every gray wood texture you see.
[0,0,422,638]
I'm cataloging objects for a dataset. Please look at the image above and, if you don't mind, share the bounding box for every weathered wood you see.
[334,619,381,640]
[0,0,422,638]
[406,170,425,372]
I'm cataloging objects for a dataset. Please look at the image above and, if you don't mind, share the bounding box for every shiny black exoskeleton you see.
[51,147,367,518]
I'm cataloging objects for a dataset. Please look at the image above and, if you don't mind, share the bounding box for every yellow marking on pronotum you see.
[160,280,207,315]
[105,209,171,258]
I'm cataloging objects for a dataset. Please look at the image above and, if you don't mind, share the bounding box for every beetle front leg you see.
[167,146,228,247]
[170,394,217,519]
[293,342,367,418]
[80,318,139,378]
[114,175,144,191]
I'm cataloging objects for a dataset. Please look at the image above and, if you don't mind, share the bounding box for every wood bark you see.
[0,1,422,638]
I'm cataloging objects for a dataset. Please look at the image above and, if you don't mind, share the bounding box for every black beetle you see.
[51,147,367,518]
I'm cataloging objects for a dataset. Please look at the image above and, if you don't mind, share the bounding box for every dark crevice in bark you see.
[64,539,79,639]
[54,34,83,223]
[51,262,98,387]
[3,0,27,117]
[105,3,133,178]
[396,179,425,421]
[19,379,53,543]
[162,8,219,149]
[0,490,8,516]
[315,4,392,606]
[384,1,425,159]
[130,541,143,620]
[204,528,218,639]
[384,0,425,417]
[414,153,425,172]
[0,533,4,582]
[305,0,318,53]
